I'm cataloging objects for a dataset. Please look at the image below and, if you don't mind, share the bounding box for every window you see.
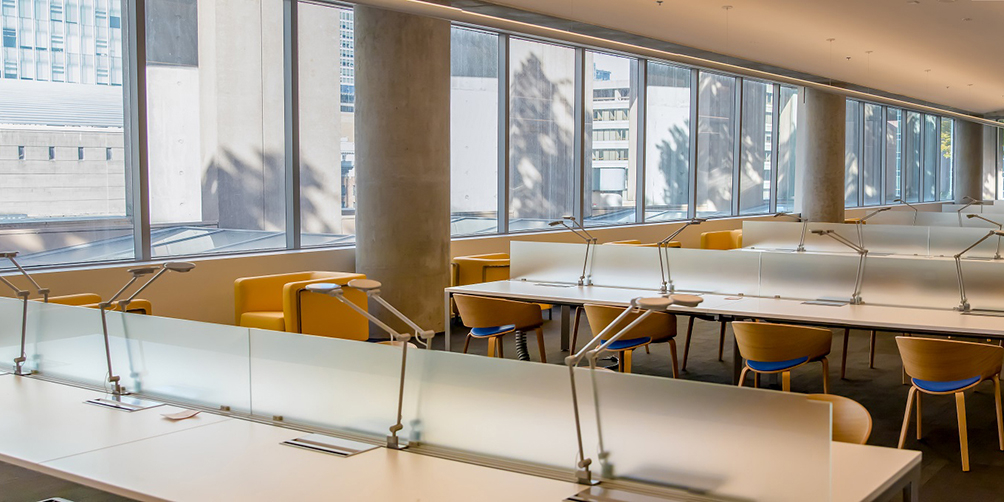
[775,86,798,213]
[145,0,286,257]
[922,115,938,202]
[885,108,902,203]
[862,104,883,206]
[583,51,638,227]
[2,27,14,48]
[77,147,84,160]
[902,111,921,202]
[695,72,735,218]
[17,146,24,160]
[449,27,498,236]
[644,61,691,222]
[106,147,112,161]
[939,117,953,201]
[48,146,55,160]
[508,38,575,231]
[739,80,771,215]
[845,100,861,208]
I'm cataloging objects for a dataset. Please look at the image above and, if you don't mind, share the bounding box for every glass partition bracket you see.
[953,230,1001,312]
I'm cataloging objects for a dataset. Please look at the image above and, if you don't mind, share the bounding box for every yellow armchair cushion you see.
[241,311,286,332]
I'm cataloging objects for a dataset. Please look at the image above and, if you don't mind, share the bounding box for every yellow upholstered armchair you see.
[699,229,743,250]
[451,253,551,318]
[234,271,368,340]
[48,293,153,315]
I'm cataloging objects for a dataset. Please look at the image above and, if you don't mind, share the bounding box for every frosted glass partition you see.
[941,204,987,213]
[23,300,111,387]
[930,227,1004,258]
[249,329,411,439]
[741,221,805,250]
[958,259,1004,311]
[510,241,589,284]
[592,370,831,501]
[663,248,760,295]
[915,212,972,228]
[743,221,929,255]
[760,251,859,301]
[867,211,920,226]
[0,297,24,371]
[860,256,959,309]
[406,348,585,469]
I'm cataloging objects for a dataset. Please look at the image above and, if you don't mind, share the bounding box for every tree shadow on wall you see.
[509,54,575,221]
[656,121,690,207]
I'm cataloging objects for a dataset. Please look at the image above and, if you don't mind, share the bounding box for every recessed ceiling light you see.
[907,1,920,4]
[963,17,973,21]
[938,0,957,3]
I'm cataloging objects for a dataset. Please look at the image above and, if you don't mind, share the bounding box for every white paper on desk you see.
[162,409,201,420]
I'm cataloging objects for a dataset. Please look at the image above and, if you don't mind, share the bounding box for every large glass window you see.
[738,80,771,215]
[298,2,356,246]
[644,61,690,222]
[922,114,938,202]
[885,108,902,203]
[862,104,883,206]
[0,0,130,269]
[583,51,638,227]
[449,28,498,236]
[695,72,735,218]
[939,117,953,201]
[902,111,922,202]
[146,0,286,257]
[508,38,575,231]
[845,100,861,208]
[776,86,797,213]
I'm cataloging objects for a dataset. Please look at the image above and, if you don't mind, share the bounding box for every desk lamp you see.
[894,198,919,225]
[853,207,891,250]
[810,230,868,305]
[953,230,1004,312]
[0,270,30,375]
[1,251,49,302]
[548,216,597,286]
[957,196,983,227]
[966,214,1003,260]
[88,262,195,411]
[773,212,808,252]
[657,219,705,294]
[305,279,434,450]
[564,294,702,484]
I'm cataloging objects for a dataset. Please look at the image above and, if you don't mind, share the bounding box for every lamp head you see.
[562,216,577,222]
[966,213,976,219]
[635,297,674,311]
[994,230,1004,237]
[0,251,17,259]
[348,278,382,292]
[690,218,707,224]
[305,282,342,295]
[811,229,829,236]
[547,220,565,227]
[127,266,159,277]
[894,198,903,203]
[963,196,978,203]
[163,261,196,273]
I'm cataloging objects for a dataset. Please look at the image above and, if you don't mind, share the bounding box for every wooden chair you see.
[806,394,872,444]
[896,336,1004,472]
[732,321,831,393]
[580,304,678,376]
[453,294,547,363]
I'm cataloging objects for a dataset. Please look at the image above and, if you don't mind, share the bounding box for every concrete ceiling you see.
[484,0,1004,115]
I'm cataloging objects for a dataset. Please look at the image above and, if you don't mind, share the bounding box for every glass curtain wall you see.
[845,100,861,207]
[922,114,938,202]
[695,72,735,217]
[884,108,902,203]
[862,104,883,205]
[775,86,797,213]
[449,27,499,236]
[644,61,691,222]
[0,0,131,269]
[938,117,953,201]
[508,38,575,232]
[902,111,922,202]
[738,80,771,215]
[583,51,638,227]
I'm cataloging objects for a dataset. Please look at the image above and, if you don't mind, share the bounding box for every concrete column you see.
[954,120,983,203]
[354,6,451,333]
[795,87,846,223]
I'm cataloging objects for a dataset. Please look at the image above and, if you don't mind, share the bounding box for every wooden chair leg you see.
[717,321,726,362]
[682,317,695,371]
[869,330,877,369]
[898,387,917,449]
[821,358,830,394]
[995,376,1004,451]
[840,328,850,380]
[668,339,679,379]
[754,372,760,388]
[916,393,922,440]
[645,345,650,355]
[535,327,547,364]
[737,366,750,388]
[498,337,504,359]
[486,337,496,358]
[781,371,791,392]
[570,307,582,354]
[463,334,472,354]
[956,392,970,472]
[622,350,633,373]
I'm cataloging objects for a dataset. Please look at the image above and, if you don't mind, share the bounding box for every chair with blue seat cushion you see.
[453,294,546,362]
[896,336,1003,472]
[582,304,677,375]
[731,321,831,393]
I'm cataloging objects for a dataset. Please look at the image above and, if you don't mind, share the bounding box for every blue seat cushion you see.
[912,376,981,393]
[471,325,515,337]
[604,337,651,351]
[747,356,809,372]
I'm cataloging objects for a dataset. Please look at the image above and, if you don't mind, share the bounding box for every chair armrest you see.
[47,293,103,306]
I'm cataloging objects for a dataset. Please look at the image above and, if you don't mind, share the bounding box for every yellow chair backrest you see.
[806,394,872,444]
[234,271,368,340]
[583,304,676,343]
[452,253,510,286]
[731,321,832,362]
[700,229,743,250]
[896,336,1003,383]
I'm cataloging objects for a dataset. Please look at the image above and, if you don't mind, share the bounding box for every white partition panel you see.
[915,212,971,228]
[26,301,109,387]
[741,221,806,251]
[589,244,662,290]
[663,248,760,295]
[0,297,25,371]
[866,211,920,226]
[593,371,831,501]
[760,251,860,301]
[959,259,1004,311]
[860,256,959,309]
[743,221,929,255]
[929,227,1004,258]
[510,241,589,285]
[249,329,409,439]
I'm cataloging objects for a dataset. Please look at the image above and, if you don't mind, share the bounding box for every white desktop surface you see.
[43,418,581,502]
[0,374,229,466]
[832,442,921,502]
